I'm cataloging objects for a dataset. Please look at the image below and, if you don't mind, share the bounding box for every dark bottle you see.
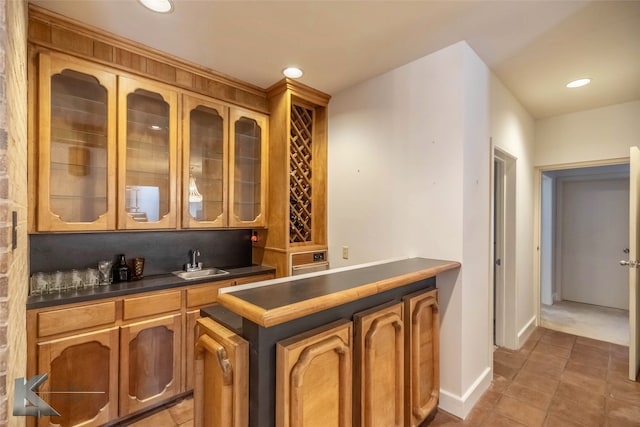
[113,254,131,283]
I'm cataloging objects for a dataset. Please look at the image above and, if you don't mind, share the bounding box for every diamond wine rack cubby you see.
[289,104,314,243]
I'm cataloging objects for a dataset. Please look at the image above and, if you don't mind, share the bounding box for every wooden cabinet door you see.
[354,302,404,427]
[118,76,178,229]
[182,94,229,228]
[119,313,182,416]
[185,309,200,392]
[36,327,119,427]
[403,289,439,427]
[276,319,352,427]
[37,51,117,232]
[228,107,268,228]
[194,317,248,427]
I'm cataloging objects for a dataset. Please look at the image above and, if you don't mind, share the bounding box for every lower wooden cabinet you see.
[36,327,119,427]
[27,273,272,427]
[119,313,182,416]
[194,317,248,427]
[404,289,439,427]
[276,320,353,427]
[354,302,404,427]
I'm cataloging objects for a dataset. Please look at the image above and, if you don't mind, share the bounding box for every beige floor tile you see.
[576,336,612,352]
[127,409,177,427]
[495,395,546,427]
[559,369,608,395]
[564,359,608,381]
[168,398,194,425]
[540,331,577,350]
[606,397,640,425]
[481,412,528,427]
[543,414,589,427]
[554,382,606,412]
[532,341,572,360]
[547,398,606,427]
[513,370,560,395]
[504,382,553,411]
[607,379,640,406]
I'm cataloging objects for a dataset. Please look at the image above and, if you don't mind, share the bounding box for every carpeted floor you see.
[541,300,629,346]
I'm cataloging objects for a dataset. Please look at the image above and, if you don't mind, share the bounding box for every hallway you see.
[432,327,640,426]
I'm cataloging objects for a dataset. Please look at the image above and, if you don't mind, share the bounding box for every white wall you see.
[489,74,537,345]
[536,100,640,166]
[328,41,493,418]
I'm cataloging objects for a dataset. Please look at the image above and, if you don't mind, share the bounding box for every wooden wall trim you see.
[266,78,331,107]
[28,4,270,113]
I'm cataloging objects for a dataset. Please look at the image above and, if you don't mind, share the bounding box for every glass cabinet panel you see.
[37,53,117,231]
[118,77,177,229]
[229,108,267,227]
[125,90,170,222]
[182,96,227,228]
[50,70,108,223]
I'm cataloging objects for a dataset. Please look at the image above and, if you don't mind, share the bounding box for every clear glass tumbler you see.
[97,260,113,286]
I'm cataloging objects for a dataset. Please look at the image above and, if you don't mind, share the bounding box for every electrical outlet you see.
[342,246,349,259]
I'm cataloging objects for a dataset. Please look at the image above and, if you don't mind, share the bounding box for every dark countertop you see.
[27,264,275,310]
[217,257,460,327]
[200,305,243,335]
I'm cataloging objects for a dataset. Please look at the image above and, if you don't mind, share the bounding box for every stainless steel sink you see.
[171,268,229,280]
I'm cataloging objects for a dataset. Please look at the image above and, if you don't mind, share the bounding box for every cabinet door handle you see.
[196,334,233,386]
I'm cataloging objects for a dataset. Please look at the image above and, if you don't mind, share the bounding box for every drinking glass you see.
[50,270,64,293]
[85,268,99,288]
[69,269,83,290]
[131,257,145,280]
[30,272,49,296]
[97,260,113,286]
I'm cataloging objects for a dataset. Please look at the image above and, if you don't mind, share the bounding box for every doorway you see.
[539,164,630,345]
[493,148,517,349]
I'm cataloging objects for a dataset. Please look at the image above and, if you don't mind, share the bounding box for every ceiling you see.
[30,0,640,119]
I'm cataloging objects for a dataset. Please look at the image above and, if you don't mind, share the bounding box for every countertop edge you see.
[217,260,460,328]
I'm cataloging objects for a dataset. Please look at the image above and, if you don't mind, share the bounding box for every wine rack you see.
[289,103,314,243]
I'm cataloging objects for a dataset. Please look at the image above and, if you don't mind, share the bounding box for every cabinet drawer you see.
[234,273,275,286]
[38,301,116,337]
[123,290,182,321]
[186,281,233,308]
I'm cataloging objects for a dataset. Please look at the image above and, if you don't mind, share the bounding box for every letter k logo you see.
[13,374,60,418]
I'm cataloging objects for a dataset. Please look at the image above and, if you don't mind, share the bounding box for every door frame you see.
[492,147,517,349]
[533,158,630,334]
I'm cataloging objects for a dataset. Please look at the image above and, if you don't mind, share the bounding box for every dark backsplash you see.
[30,229,252,276]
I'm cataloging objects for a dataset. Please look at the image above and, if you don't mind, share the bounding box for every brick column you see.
[0,0,28,426]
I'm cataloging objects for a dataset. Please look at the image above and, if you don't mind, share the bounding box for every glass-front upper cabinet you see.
[37,52,117,231]
[181,95,228,228]
[118,76,178,229]
[228,108,268,227]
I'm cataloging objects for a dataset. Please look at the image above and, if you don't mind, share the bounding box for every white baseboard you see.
[438,367,492,419]
[517,315,537,347]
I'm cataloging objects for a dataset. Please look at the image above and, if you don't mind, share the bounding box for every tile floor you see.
[433,327,640,427]
[124,327,639,427]
[123,396,193,427]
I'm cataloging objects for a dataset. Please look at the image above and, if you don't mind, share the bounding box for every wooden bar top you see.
[216,257,459,327]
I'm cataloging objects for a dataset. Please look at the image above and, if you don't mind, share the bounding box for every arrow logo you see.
[13,374,60,418]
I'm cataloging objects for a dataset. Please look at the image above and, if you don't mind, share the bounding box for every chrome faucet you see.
[185,249,202,272]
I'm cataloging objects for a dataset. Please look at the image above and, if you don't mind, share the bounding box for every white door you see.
[624,147,640,381]
[561,178,629,309]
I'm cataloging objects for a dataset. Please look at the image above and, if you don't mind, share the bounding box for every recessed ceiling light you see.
[138,0,174,13]
[566,78,591,88]
[283,67,303,79]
